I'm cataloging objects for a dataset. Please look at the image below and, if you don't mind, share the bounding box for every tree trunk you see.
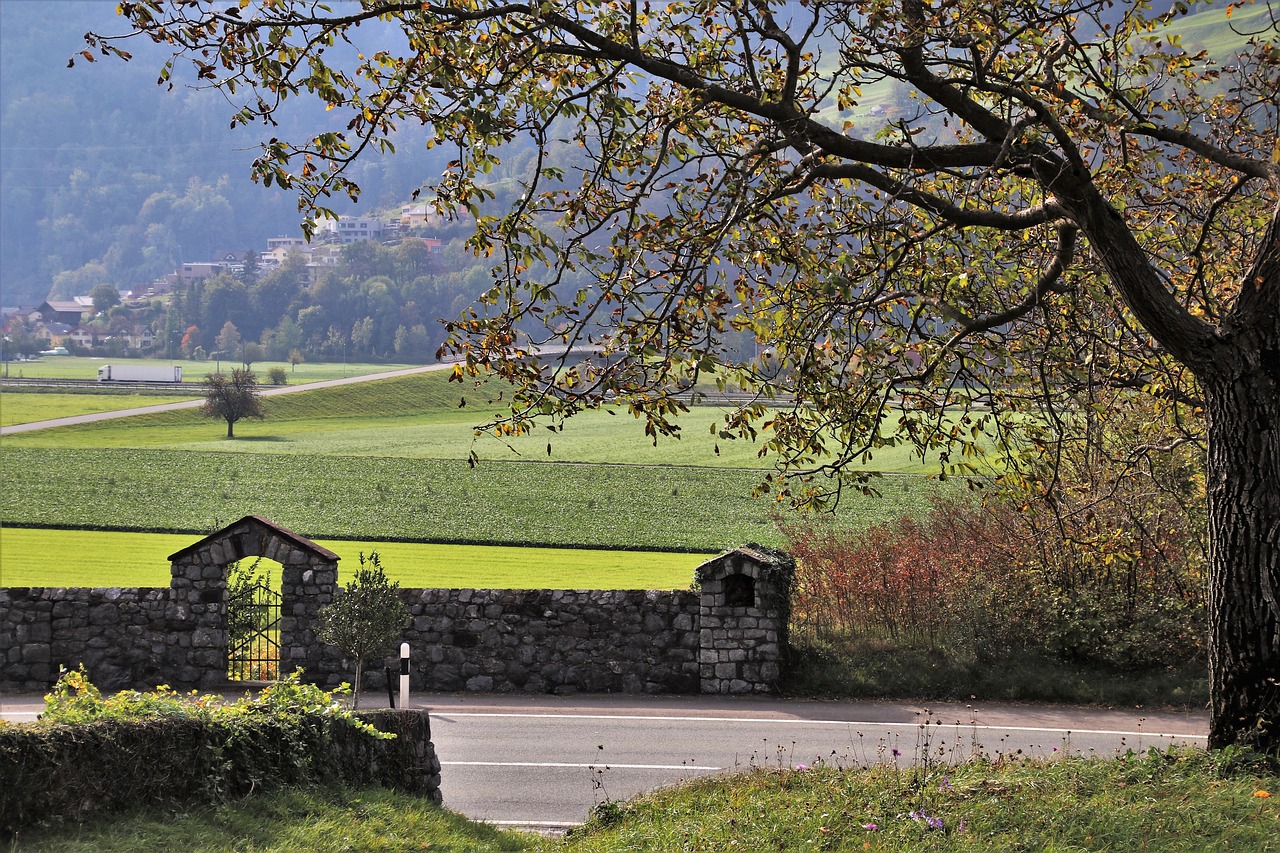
[352,659,363,710]
[226,418,235,439]
[1067,186,1279,753]
[1204,341,1280,752]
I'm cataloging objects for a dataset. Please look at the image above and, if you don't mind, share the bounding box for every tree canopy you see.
[202,367,265,438]
[317,552,409,709]
[90,0,1278,751]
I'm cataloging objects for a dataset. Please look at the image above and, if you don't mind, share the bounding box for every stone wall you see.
[1,518,793,696]
[320,588,702,695]
[0,587,170,692]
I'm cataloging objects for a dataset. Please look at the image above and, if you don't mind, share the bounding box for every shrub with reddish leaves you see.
[779,471,1206,670]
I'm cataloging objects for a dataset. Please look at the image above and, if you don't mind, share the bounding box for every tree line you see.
[79,233,494,365]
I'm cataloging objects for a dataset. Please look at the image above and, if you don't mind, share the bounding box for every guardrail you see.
[0,378,197,393]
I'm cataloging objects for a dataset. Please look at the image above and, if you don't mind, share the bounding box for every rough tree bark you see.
[1203,228,1280,750]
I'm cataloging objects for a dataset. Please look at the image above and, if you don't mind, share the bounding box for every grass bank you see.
[9,750,1277,851]
[784,635,1210,709]
[0,370,954,472]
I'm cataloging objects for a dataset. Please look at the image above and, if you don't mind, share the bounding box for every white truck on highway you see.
[96,364,183,382]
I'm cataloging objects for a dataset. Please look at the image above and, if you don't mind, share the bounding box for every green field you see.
[0,370,952,472]
[0,367,965,584]
[0,447,947,551]
[0,392,196,427]
[2,355,420,384]
[0,527,703,589]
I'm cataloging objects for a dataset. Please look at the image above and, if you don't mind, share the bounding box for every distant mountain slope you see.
[0,1,1264,306]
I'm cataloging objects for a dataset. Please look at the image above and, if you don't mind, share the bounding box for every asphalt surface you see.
[0,689,1208,831]
[0,363,454,435]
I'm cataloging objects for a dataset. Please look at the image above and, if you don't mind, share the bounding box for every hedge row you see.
[0,709,441,834]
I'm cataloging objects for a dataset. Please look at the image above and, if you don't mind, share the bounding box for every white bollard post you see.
[399,642,410,709]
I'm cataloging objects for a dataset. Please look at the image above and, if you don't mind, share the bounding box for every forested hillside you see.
[1,0,1258,319]
[0,1,454,307]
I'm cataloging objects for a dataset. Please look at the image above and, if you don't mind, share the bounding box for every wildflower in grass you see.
[891,748,901,758]
[794,763,808,771]
[909,810,944,830]
[1254,790,1271,798]
[939,776,953,792]
[862,823,878,831]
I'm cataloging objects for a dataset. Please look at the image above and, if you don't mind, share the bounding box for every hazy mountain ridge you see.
[0,1,1261,307]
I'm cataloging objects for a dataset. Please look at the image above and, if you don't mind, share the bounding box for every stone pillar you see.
[167,549,231,688]
[279,553,338,679]
[695,545,794,694]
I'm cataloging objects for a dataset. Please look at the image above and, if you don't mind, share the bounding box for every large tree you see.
[87,0,1278,751]
[202,368,265,438]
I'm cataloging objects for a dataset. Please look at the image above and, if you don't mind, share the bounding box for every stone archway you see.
[167,515,339,687]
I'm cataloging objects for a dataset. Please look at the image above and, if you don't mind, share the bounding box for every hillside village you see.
[1,205,447,364]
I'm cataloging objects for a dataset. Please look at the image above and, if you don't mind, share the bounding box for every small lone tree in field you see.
[318,552,408,709]
[202,368,265,438]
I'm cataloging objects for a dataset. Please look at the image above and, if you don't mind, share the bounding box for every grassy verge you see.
[557,749,1278,852]
[6,784,529,852]
[0,528,705,590]
[784,634,1210,709]
[9,750,1277,852]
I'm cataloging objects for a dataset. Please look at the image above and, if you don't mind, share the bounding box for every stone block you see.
[21,644,51,664]
[192,627,221,648]
[88,604,119,626]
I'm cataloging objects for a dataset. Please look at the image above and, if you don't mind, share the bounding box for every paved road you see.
[0,363,455,435]
[0,690,1208,831]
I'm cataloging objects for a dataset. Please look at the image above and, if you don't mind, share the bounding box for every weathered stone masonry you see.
[1,516,792,696]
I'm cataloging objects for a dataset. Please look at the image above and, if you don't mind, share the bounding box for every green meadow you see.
[0,527,703,590]
[0,368,965,584]
[0,392,196,427]
[2,355,417,384]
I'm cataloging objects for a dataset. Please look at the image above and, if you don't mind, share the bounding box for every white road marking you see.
[433,711,1207,740]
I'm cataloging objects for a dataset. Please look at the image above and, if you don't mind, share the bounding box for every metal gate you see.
[227,580,281,681]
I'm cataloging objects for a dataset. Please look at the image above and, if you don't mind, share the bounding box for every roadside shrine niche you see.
[694,545,794,694]
[722,573,756,608]
[165,515,339,688]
